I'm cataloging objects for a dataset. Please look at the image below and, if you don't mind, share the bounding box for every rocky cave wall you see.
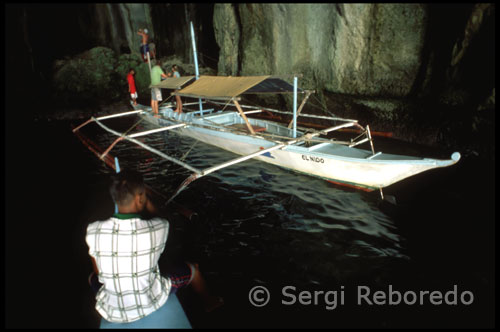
[215,3,494,104]
[11,3,495,151]
[212,3,495,151]
[19,3,494,107]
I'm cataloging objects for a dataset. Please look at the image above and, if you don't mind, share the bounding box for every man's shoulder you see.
[87,219,108,227]
[153,65,164,73]
[87,216,168,229]
[146,217,169,227]
[127,216,168,227]
[86,218,112,232]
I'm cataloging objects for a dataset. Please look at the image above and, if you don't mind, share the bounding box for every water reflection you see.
[81,116,409,286]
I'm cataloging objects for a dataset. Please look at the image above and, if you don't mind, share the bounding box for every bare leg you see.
[174,95,183,113]
[152,100,159,114]
[177,95,183,113]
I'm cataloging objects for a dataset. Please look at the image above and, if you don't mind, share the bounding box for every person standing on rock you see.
[127,68,138,106]
[150,60,168,115]
[137,28,150,63]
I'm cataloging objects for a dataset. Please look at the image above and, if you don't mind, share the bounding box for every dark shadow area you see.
[5,4,494,329]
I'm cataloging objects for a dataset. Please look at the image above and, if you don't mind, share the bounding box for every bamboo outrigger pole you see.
[166,142,288,205]
[165,120,363,204]
[91,118,201,174]
[72,109,147,130]
[72,109,145,133]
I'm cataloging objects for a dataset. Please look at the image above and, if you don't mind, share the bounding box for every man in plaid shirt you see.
[86,170,222,323]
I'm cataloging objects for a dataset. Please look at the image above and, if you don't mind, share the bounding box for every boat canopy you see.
[172,75,304,101]
[150,76,196,89]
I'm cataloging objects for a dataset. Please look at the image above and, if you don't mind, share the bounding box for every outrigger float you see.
[73,23,460,203]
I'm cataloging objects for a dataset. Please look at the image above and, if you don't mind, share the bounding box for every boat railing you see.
[162,100,376,152]
[207,100,359,123]
[160,98,378,156]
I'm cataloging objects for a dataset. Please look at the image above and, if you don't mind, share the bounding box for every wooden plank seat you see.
[226,123,266,133]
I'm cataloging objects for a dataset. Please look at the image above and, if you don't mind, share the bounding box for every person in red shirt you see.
[127,68,138,106]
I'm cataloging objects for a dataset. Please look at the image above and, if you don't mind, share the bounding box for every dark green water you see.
[5,116,494,328]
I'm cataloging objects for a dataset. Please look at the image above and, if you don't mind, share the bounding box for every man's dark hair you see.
[109,170,145,206]
[129,68,135,73]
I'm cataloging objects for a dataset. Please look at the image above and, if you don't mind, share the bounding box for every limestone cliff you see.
[212,3,494,152]
[11,3,494,151]
[214,3,494,102]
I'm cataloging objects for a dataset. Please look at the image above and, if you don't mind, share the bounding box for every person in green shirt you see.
[150,60,168,115]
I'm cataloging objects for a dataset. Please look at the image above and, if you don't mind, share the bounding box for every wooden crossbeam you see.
[232,99,256,135]
[288,90,313,129]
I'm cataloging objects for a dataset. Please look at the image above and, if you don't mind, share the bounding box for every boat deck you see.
[153,107,426,162]
[226,123,267,133]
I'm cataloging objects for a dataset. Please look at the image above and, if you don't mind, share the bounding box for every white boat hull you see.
[137,106,460,191]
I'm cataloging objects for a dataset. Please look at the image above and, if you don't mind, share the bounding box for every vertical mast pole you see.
[146,52,152,74]
[190,21,203,115]
[293,76,298,138]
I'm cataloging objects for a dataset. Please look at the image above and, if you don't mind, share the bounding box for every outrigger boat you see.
[72,23,460,203]
[73,74,460,202]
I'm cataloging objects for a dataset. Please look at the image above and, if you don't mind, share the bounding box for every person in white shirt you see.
[86,170,223,323]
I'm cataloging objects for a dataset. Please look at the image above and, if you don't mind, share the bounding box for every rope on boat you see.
[309,92,333,117]
[159,93,174,107]
[239,92,332,122]
[213,98,359,123]
[180,141,198,162]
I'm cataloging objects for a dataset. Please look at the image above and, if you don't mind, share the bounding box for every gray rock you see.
[216,4,428,98]
[213,4,240,76]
